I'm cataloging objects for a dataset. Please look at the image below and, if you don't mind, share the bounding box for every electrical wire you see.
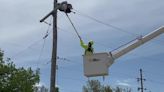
[54,58,137,80]
[64,10,143,52]
[36,37,48,67]
[36,17,52,68]
[73,9,140,37]
[57,26,113,50]
[146,78,164,85]
[57,26,76,36]
[64,12,133,51]
[10,39,43,59]
[144,70,164,78]
[37,55,75,70]
[111,36,141,52]
[10,17,53,64]
[140,70,164,86]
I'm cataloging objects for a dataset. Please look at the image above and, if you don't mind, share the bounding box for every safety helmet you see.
[88,40,94,45]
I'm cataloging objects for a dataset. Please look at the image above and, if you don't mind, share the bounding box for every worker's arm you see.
[80,39,87,49]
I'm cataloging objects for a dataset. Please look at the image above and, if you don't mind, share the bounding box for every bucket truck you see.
[83,26,164,77]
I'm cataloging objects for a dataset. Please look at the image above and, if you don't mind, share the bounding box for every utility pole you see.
[40,1,72,92]
[137,69,146,92]
[50,0,57,92]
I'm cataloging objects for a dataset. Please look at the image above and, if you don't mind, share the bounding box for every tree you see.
[55,87,59,92]
[102,85,113,92]
[0,49,40,92]
[113,86,132,92]
[83,80,132,92]
[83,80,112,92]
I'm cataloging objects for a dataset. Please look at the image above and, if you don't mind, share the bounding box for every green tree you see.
[102,85,113,92]
[113,87,132,92]
[83,80,132,92]
[83,80,112,92]
[0,49,40,92]
[55,87,59,92]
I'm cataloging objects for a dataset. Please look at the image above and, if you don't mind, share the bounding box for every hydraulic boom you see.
[111,26,164,60]
[83,26,164,77]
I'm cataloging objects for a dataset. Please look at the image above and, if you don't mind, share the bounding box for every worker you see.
[80,39,94,55]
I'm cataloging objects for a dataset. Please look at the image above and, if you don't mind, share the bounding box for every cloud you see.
[35,82,45,87]
[115,79,132,87]
[35,82,49,88]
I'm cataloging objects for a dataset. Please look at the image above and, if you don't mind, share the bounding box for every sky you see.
[0,0,164,92]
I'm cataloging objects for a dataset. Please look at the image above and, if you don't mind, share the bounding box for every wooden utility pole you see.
[40,0,58,92]
[50,0,58,92]
[40,1,72,92]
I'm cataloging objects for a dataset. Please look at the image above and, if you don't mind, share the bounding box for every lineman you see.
[80,38,94,55]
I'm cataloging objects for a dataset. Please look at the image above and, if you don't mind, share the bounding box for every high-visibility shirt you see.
[80,40,94,55]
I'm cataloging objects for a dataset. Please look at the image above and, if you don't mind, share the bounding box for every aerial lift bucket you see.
[83,52,114,77]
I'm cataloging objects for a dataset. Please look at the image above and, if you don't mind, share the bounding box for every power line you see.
[36,17,52,68]
[10,18,52,61]
[147,79,164,85]
[10,39,43,59]
[62,10,143,52]
[73,9,140,37]
[144,70,164,78]
[62,14,114,50]
[144,72,164,85]
[37,55,75,70]
[36,39,47,66]
[57,26,113,50]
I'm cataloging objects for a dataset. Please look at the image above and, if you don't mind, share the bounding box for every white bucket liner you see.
[83,52,114,77]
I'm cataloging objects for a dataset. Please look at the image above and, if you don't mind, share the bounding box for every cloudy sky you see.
[0,0,164,92]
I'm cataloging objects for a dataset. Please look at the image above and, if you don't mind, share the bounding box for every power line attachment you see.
[58,1,72,13]
[40,1,73,23]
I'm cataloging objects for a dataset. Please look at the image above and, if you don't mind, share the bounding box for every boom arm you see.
[83,26,164,77]
[111,26,164,60]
